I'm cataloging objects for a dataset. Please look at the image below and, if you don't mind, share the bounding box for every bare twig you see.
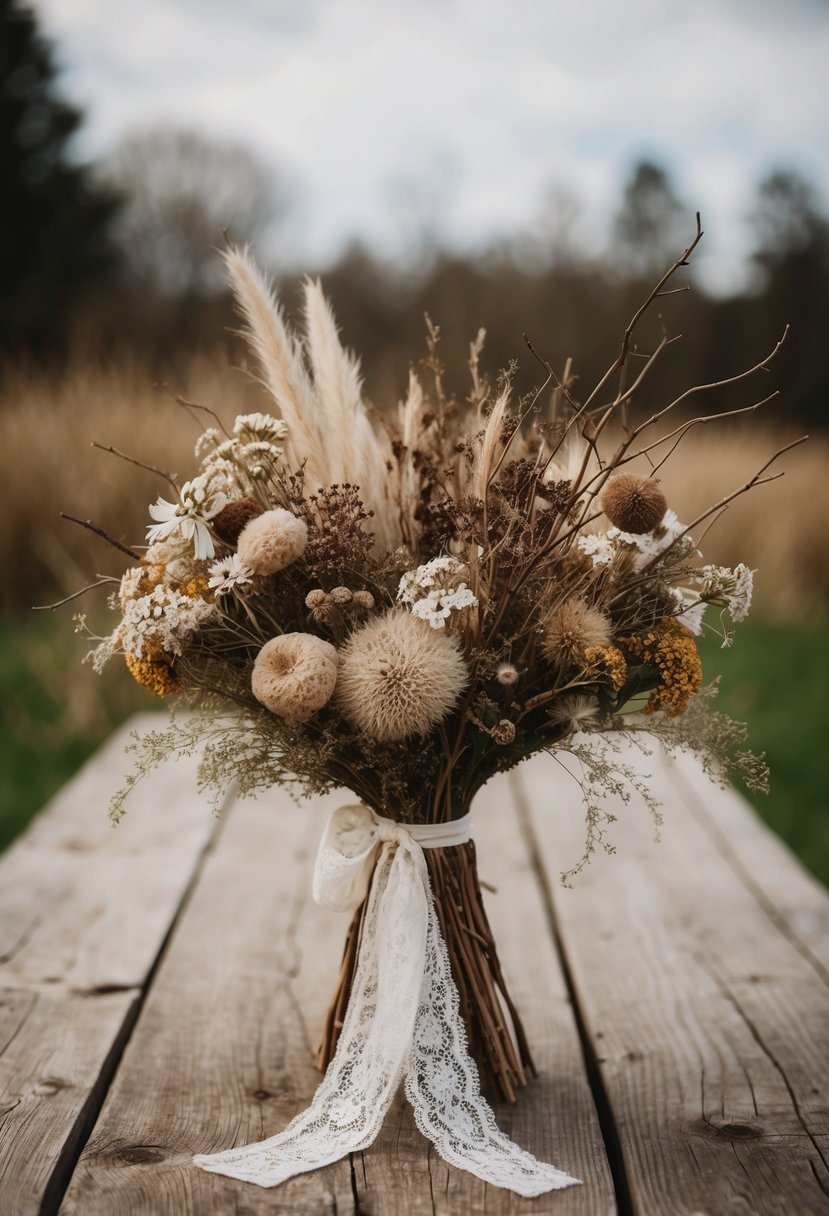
[33,578,117,611]
[59,513,141,561]
[92,442,180,494]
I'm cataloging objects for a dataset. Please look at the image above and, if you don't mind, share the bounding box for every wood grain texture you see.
[60,788,357,1215]
[353,769,615,1215]
[518,743,829,1216]
[0,715,216,1216]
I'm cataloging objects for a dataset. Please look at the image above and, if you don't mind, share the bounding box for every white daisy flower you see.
[146,475,227,560]
[207,553,255,597]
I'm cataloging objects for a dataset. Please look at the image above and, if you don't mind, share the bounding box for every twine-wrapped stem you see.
[316,839,534,1103]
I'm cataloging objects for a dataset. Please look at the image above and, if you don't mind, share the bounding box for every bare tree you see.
[102,127,287,299]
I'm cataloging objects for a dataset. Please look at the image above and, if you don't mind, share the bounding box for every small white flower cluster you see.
[195,414,288,487]
[699,563,754,622]
[578,510,694,573]
[397,556,478,629]
[208,553,255,597]
[89,584,217,671]
[233,412,288,444]
[146,475,227,560]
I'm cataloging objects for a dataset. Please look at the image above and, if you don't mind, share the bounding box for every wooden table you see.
[2,715,828,1214]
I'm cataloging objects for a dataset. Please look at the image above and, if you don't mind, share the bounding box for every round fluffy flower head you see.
[146,475,227,560]
[541,597,612,667]
[336,610,468,741]
[251,633,338,723]
[496,662,519,687]
[600,474,667,534]
[398,555,478,629]
[237,508,308,575]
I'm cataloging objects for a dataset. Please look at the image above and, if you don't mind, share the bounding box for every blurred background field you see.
[2,0,827,882]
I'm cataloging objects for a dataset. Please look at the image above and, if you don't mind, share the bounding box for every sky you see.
[34,0,829,294]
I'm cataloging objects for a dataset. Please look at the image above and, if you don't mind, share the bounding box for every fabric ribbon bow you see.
[193,804,581,1196]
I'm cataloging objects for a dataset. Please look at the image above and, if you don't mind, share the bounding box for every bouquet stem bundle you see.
[317,841,534,1102]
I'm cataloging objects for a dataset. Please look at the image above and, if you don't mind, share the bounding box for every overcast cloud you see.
[33,0,829,292]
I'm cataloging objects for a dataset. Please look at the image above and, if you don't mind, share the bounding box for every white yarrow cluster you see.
[146,475,227,560]
[699,563,754,622]
[578,510,693,572]
[195,413,288,491]
[89,585,217,671]
[397,556,478,629]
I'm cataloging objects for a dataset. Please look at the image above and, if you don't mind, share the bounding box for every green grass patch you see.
[0,610,158,851]
[699,619,829,888]
[2,614,827,891]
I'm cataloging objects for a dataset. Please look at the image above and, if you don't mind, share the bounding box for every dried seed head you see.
[600,474,667,534]
[541,597,612,667]
[251,633,338,722]
[305,589,327,609]
[352,590,375,610]
[496,662,519,687]
[329,586,353,605]
[491,718,516,745]
[211,497,263,545]
[336,610,467,741]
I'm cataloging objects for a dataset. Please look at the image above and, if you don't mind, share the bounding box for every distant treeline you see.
[3,0,827,425]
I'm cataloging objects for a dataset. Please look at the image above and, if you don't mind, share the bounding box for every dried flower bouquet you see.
[68,220,799,1193]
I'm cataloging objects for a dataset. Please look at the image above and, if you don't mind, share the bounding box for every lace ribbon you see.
[193,804,581,1196]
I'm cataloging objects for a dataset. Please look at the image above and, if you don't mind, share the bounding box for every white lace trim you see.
[193,805,581,1196]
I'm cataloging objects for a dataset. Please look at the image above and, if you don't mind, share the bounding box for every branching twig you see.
[92,442,179,494]
[33,578,117,611]
[59,513,140,560]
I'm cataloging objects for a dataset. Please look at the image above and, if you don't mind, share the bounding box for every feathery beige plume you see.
[471,388,510,502]
[223,247,326,485]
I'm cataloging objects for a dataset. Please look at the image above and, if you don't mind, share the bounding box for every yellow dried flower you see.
[584,645,628,692]
[124,647,180,697]
[541,598,612,667]
[251,633,338,723]
[119,563,165,609]
[180,573,210,600]
[336,610,467,741]
[600,474,667,534]
[237,508,308,575]
[619,618,702,717]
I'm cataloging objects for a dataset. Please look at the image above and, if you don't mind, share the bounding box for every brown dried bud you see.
[352,590,375,610]
[329,586,353,605]
[212,497,263,545]
[305,589,327,609]
[600,474,667,534]
[491,719,516,745]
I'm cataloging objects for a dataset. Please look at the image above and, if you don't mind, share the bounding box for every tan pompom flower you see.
[600,474,667,534]
[251,633,338,722]
[541,597,612,667]
[336,611,467,741]
[237,508,308,575]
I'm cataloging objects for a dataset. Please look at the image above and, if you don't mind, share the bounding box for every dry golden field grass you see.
[2,350,825,621]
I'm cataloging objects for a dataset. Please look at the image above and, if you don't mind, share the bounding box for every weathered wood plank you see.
[354,769,614,1214]
[0,715,217,1216]
[519,742,829,1216]
[60,789,357,1215]
[64,773,611,1215]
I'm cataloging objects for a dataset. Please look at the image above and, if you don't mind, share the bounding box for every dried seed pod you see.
[352,590,375,610]
[211,497,263,545]
[305,589,327,609]
[329,586,353,605]
[600,474,667,534]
